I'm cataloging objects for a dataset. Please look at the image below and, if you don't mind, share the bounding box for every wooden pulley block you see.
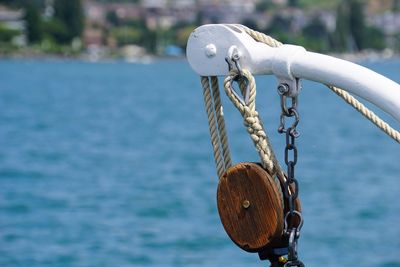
[217,162,300,253]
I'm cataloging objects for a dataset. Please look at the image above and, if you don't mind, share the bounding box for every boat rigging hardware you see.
[220,68,305,267]
[225,46,243,76]
[188,24,400,142]
[278,81,304,267]
[225,46,251,105]
[201,57,305,266]
[277,82,301,137]
[190,24,400,267]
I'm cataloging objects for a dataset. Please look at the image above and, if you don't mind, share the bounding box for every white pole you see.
[186,24,400,123]
[291,51,400,122]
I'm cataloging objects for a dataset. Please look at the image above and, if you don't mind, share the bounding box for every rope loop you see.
[223,69,280,174]
[224,69,256,111]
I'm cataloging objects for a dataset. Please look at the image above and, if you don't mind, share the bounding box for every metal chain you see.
[277,83,305,267]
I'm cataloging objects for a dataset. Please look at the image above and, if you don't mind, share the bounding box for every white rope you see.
[201,72,282,177]
[238,25,283,47]
[210,76,232,168]
[223,69,281,175]
[201,76,225,178]
[328,86,400,143]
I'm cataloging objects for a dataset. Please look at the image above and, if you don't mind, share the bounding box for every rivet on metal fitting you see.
[205,44,217,58]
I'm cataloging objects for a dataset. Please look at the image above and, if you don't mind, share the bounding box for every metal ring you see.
[287,177,299,199]
[228,73,250,106]
[233,58,243,77]
[284,210,304,231]
[281,96,298,116]
[288,228,298,259]
[282,110,300,138]
[280,95,290,115]
[288,108,300,127]
[278,114,287,133]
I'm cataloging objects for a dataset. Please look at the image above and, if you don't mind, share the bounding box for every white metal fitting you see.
[277,79,301,98]
[272,44,305,97]
[186,24,400,122]
[225,45,243,74]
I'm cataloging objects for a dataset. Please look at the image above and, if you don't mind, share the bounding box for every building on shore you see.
[0,5,26,46]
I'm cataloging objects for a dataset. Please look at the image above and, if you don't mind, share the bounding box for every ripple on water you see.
[0,60,399,267]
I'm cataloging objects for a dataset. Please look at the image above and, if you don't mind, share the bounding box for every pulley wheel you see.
[217,163,284,252]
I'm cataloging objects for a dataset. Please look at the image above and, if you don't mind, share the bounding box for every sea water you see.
[0,59,399,267]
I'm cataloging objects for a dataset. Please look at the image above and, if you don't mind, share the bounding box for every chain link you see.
[277,83,304,267]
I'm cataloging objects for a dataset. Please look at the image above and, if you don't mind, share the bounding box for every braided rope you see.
[238,25,283,47]
[210,76,233,168]
[201,76,225,178]
[238,25,400,144]
[223,69,281,175]
[328,86,400,143]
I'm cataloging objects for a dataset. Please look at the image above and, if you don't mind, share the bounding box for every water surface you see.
[0,59,399,267]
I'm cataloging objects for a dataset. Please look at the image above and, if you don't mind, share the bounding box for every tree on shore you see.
[24,2,42,43]
[332,0,386,52]
[53,0,84,43]
[256,0,273,12]
[394,0,400,11]
[349,0,366,51]
[332,1,351,51]
[288,0,299,7]
[301,17,330,52]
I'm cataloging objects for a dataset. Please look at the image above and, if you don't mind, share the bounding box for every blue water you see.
[0,59,399,267]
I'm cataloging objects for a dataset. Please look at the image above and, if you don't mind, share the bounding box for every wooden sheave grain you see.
[217,162,300,253]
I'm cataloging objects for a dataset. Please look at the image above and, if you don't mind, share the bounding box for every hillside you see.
[299,0,399,13]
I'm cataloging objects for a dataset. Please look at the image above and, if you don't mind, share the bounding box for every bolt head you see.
[277,83,289,95]
[278,256,288,263]
[205,44,217,58]
[242,199,250,209]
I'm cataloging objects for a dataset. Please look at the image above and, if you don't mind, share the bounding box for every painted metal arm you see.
[186,24,400,123]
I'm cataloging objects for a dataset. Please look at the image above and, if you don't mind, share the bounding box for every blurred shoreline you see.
[1,48,399,64]
[1,1,399,63]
